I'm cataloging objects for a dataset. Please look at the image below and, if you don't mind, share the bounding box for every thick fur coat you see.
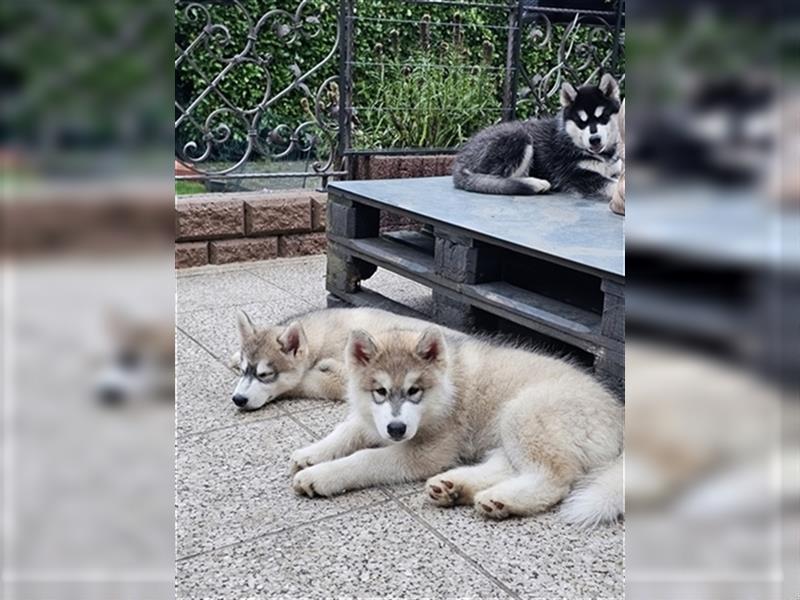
[291,327,624,526]
[453,73,623,204]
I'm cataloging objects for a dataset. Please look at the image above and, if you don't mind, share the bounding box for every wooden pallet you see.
[325,176,625,392]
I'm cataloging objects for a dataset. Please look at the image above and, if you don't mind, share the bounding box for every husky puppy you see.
[95,311,174,406]
[230,308,457,411]
[291,327,623,526]
[453,74,623,201]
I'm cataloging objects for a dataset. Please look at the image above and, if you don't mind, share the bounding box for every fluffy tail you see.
[560,455,623,528]
[452,168,540,195]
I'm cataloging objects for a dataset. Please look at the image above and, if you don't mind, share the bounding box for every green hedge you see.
[175,1,622,158]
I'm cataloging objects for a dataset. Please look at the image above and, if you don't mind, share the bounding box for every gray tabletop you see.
[329,176,625,279]
[626,188,800,271]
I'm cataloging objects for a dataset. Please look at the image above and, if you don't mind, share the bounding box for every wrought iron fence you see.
[174,0,624,191]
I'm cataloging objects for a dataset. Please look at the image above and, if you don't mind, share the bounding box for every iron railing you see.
[175,0,624,191]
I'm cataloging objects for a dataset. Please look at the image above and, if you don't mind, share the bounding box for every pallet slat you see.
[329,235,613,352]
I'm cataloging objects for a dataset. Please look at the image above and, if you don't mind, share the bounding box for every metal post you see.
[610,0,624,75]
[337,0,354,175]
[501,0,523,121]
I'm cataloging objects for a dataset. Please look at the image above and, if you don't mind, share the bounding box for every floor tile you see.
[177,416,385,557]
[176,501,511,600]
[247,256,327,305]
[398,493,624,600]
[176,298,316,363]
[175,354,283,437]
[176,329,213,366]
[177,270,293,313]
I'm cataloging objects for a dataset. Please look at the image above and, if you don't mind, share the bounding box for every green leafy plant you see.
[353,46,502,149]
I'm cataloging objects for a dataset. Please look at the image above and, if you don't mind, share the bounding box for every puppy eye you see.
[375,387,387,397]
[257,372,275,381]
[407,386,420,396]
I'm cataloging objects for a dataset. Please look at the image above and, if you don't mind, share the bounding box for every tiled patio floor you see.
[175,255,623,600]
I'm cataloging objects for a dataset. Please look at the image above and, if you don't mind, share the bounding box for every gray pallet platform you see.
[325,176,625,390]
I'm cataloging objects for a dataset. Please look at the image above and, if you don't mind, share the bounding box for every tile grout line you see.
[177,496,397,563]
[175,411,285,441]
[178,401,402,562]
[243,266,324,308]
[387,494,523,600]
[176,325,227,365]
[283,407,519,598]
[176,255,325,279]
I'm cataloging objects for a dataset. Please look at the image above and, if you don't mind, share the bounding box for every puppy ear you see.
[237,310,256,341]
[599,73,620,102]
[415,326,446,364]
[229,350,243,373]
[348,329,378,367]
[560,82,577,107]
[277,321,306,356]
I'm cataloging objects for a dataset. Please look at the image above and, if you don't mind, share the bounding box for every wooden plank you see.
[600,279,625,342]
[330,235,436,281]
[465,282,601,337]
[329,235,622,354]
[327,194,380,238]
[432,290,478,332]
[381,230,435,255]
[325,246,377,294]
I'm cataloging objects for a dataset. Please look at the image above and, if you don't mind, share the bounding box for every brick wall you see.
[175,154,455,268]
[175,190,327,268]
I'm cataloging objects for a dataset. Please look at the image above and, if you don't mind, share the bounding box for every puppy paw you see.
[519,177,551,193]
[474,490,511,520]
[289,446,319,474]
[426,477,460,507]
[291,463,340,498]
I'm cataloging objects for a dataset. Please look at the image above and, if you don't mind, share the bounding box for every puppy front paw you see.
[292,463,341,498]
[289,446,323,474]
[474,490,512,520]
[426,476,461,507]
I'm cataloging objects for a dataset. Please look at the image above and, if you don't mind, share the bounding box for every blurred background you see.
[1,1,175,599]
[1,0,798,599]
[625,0,797,598]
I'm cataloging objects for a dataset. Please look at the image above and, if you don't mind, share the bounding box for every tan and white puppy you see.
[291,327,624,526]
[230,308,457,411]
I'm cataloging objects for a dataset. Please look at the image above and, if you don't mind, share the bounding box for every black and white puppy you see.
[453,74,623,200]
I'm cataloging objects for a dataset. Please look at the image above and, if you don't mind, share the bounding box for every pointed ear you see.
[348,329,378,367]
[277,321,307,356]
[237,310,256,341]
[560,82,577,107]
[415,327,446,364]
[599,73,620,102]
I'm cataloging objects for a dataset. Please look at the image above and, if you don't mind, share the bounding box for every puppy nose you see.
[232,394,248,408]
[589,135,602,147]
[387,422,407,440]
